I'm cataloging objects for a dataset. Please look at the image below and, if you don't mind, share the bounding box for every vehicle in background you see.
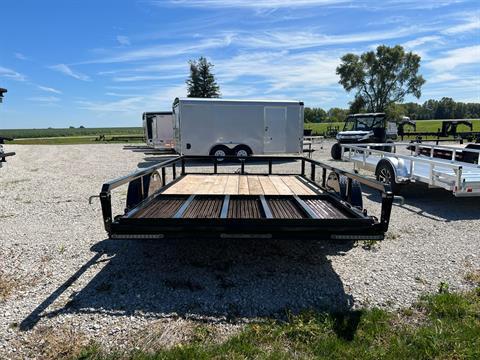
[0,136,15,168]
[172,98,304,157]
[330,113,415,160]
[142,112,174,149]
[399,119,480,143]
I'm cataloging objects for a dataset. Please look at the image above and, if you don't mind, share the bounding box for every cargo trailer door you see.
[264,107,287,153]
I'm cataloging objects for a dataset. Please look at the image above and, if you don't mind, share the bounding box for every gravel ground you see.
[0,142,479,358]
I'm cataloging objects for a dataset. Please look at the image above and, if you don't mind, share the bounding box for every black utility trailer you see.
[0,136,15,167]
[97,155,393,240]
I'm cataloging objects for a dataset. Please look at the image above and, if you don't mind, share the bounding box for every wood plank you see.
[209,175,229,195]
[224,175,239,195]
[269,175,294,195]
[280,176,315,195]
[247,175,264,195]
[238,176,250,195]
[258,176,279,195]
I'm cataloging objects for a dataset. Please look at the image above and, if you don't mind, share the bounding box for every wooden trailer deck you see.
[98,155,394,240]
[162,174,318,195]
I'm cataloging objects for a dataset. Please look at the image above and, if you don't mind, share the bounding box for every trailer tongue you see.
[97,155,393,240]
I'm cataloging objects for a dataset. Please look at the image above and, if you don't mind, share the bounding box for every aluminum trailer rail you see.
[95,155,394,240]
[341,143,480,196]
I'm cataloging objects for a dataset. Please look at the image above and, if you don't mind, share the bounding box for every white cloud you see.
[213,50,341,96]
[37,85,62,94]
[442,15,480,35]
[82,35,233,64]
[164,0,461,9]
[49,64,91,81]
[113,74,185,82]
[235,26,429,50]
[77,85,185,114]
[164,0,348,9]
[0,66,27,81]
[403,36,442,49]
[427,45,480,71]
[28,96,60,102]
[14,52,28,60]
[116,35,131,46]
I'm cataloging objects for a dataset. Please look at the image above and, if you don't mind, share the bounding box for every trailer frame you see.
[97,155,394,240]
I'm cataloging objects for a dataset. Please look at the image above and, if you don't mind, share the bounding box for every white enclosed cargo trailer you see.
[142,112,174,149]
[172,98,304,157]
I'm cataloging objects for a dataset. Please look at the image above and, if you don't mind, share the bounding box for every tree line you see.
[304,98,480,123]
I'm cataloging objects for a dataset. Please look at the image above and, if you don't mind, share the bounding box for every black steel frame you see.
[99,155,394,239]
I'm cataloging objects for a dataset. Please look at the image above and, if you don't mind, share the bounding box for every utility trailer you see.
[142,112,174,149]
[172,98,304,157]
[341,143,480,196]
[0,137,15,168]
[96,155,394,240]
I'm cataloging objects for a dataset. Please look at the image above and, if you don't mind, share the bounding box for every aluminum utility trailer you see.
[96,155,394,240]
[341,143,480,196]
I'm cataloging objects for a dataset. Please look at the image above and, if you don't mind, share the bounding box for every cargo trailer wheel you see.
[331,143,342,160]
[210,145,230,161]
[233,145,252,159]
[375,160,400,194]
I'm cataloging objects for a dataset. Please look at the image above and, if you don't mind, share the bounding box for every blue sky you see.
[0,0,479,129]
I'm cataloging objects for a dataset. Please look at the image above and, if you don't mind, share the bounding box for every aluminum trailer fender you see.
[374,156,410,182]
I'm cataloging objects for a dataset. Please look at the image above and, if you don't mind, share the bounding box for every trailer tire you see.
[375,160,400,194]
[233,145,252,159]
[383,139,394,152]
[338,175,363,208]
[210,145,231,161]
[331,143,342,160]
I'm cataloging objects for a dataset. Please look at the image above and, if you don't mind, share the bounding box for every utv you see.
[330,113,414,160]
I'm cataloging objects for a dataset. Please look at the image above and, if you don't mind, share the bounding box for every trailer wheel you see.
[383,139,394,152]
[210,145,231,161]
[375,160,400,194]
[339,175,363,208]
[233,145,252,159]
[331,143,342,160]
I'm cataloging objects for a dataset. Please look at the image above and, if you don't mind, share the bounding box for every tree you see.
[304,107,327,123]
[385,103,405,122]
[336,45,425,112]
[186,56,220,98]
[327,108,348,123]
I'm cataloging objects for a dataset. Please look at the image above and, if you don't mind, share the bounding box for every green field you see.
[305,119,480,137]
[0,127,143,139]
[0,127,144,145]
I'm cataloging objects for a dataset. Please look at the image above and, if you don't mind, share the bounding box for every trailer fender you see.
[126,170,162,211]
[374,157,408,180]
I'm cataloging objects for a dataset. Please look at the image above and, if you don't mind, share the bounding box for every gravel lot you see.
[1,142,479,358]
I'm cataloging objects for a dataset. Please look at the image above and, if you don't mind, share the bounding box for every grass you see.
[305,119,480,137]
[0,127,143,139]
[71,286,480,360]
[0,272,15,300]
[0,127,144,145]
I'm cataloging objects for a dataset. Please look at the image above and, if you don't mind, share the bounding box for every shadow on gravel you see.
[20,238,358,334]
[363,183,479,222]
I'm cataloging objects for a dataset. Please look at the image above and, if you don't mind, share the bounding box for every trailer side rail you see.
[341,143,480,196]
